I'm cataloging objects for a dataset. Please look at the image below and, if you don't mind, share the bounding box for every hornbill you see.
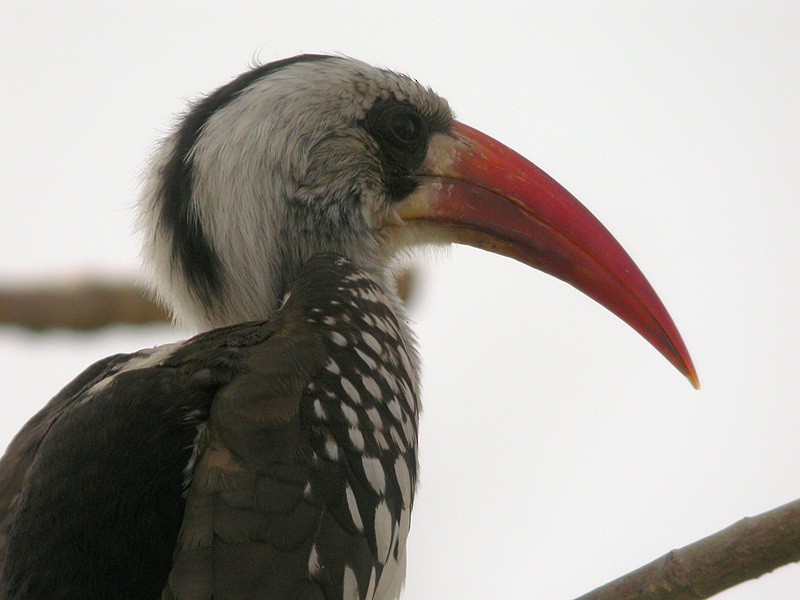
[0,55,697,599]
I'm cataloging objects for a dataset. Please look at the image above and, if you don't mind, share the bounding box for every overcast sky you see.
[1,2,798,598]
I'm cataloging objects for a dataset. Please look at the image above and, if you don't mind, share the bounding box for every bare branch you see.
[575,497,800,600]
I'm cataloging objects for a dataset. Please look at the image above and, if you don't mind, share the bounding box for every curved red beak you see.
[399,121,698,388]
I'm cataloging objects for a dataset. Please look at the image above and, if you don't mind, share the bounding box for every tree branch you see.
[575,497,800,600]
[0,281,168,330]
[0,269,416,331]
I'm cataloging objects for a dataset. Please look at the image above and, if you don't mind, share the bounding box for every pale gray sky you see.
[1,2,798,598]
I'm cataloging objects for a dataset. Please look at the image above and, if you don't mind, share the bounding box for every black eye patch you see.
[364,99,431,201]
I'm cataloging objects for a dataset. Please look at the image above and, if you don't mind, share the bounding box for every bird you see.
[0,54,698,599]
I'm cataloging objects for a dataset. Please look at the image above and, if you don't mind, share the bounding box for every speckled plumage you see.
[163,254,419,600]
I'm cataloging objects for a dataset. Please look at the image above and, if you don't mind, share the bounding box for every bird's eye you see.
[365,100,429,162]
[388,112,423,145]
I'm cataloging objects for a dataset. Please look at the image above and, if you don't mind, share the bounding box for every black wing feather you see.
[0,322,275,599]
[0,353,130,572]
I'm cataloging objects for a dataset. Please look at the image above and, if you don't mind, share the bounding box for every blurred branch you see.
[0,281,168,330]
[0,269,416,331]
[575,497,800,600]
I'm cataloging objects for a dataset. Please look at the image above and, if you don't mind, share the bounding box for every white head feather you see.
[139,56,451,330]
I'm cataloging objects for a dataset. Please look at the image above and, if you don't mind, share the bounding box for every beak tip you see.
[670,343,699,389]
[665,333,700,390]
[686,365,701,390]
